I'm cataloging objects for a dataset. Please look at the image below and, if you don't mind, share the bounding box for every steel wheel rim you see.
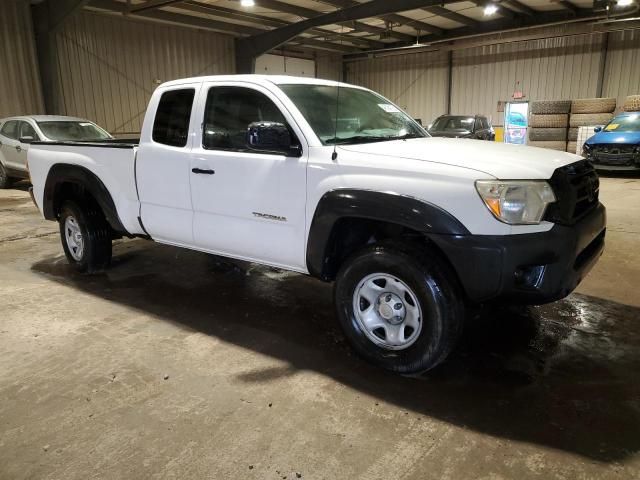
[64,216,84,261]
[352,273,423,350]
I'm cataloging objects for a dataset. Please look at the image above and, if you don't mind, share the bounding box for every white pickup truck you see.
[28,75,606,373]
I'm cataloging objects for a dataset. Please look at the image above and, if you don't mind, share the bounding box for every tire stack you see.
[623,95,640,112]
[528,100,571,151]
[568,98,616,154]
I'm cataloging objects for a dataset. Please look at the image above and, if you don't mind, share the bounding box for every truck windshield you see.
[430,116,474,132]
[279,84,427,145]
[37,121,112,141]
[603,114,640,132]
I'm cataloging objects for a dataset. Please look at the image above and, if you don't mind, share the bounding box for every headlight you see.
[475,180,556,225]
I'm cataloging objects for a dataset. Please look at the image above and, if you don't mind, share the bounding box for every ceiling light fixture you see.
[617,0,634,6]
[484,3,499,15]
[240,0,255,7]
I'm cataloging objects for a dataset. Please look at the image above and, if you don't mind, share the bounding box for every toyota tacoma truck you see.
[27,75,606,374]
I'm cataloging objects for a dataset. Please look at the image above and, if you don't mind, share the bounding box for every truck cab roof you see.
[159,74,363,90]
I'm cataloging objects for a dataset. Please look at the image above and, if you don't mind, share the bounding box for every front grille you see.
[544,160,599,225]
[592,144,637,166]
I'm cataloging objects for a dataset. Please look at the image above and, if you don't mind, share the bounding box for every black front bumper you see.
[430,203,606,304]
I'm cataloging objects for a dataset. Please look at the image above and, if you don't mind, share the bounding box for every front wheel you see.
[334,243,463,374]
[59,200,112,273]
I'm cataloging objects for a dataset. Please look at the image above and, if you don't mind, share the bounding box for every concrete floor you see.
[1,177,639,480]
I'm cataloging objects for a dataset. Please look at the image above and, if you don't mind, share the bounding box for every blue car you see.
[582,112,640,171]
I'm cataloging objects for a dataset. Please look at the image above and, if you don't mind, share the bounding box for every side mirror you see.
[246,121,301,157]
[19,136,35,144]
[594,126,602,133]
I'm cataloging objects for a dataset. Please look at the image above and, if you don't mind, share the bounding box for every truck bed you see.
[28,140,144,236]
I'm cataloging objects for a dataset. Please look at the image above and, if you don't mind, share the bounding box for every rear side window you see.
[1,120,19,139]
[152,89,195,147]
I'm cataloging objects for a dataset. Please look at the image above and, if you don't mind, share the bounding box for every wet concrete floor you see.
[1,178,639,479]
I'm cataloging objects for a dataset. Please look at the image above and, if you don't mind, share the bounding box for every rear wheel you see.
[334,243,463,374]
[0,163,10,189]
[59,200,112,273]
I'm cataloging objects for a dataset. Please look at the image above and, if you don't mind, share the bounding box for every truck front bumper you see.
[430,203,606,304]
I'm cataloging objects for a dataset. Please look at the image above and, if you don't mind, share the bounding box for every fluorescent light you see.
[484,4,498,15]
[617,0,633,6]
[240,0,255,6]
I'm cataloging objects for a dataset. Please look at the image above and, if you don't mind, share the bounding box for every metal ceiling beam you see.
[390,6,636,48]
[421,6,479,27]
[471,0,518,20]
[254,0,415,42]
[130,0,183,13]
[557,1,579,15]
[502,0,536,16]
[179,1,384,48]
[237,0,463,73]
[320,0,443,35]
[87,0,357,53]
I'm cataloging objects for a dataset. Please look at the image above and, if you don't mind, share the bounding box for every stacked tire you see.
[623,95,640,112]
[568,97,616,154]
[528,100,571,151]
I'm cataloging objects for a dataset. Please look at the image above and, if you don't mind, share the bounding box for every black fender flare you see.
[306,189,469,279]
[43,163,127,234]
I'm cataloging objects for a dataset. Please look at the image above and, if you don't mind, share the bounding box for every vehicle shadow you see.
[31,239,640,463]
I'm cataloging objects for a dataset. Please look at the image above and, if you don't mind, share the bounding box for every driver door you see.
[189,82,308,271]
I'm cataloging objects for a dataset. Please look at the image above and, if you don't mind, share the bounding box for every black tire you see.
[571,97,616,114]
[529,127,567,141]
[529,114,568,128]
[334,242,463,374]
[530,100,571,115]
[59,200,112,273]
[0,163,10,189]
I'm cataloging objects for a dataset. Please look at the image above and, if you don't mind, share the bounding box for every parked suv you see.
[27,76,605,374]
[0,115,112,188]
[428,115,495,140]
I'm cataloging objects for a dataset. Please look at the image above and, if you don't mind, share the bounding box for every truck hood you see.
[584,131,640,146]
[340,137,579,179]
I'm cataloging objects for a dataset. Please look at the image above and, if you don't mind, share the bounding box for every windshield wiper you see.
[326,133,423,145]
[325,135,390,145]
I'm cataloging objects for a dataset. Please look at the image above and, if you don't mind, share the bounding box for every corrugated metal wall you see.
[316,53,343,81]
[0,0,44,117]
[345,29,614,126]
[451,33,605,124]
[602,29,640,108]
[345,50,449,124]
[53,10,235,135]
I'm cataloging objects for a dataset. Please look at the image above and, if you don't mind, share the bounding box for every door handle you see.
[191,168,215,175]
[15,145,21,152]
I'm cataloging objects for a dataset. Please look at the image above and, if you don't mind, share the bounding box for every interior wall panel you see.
[602,29,640,109]
[0,0,44,118]
[53,11,235,135]
[345,50,449,125]
[451,33,604,125]
[316,53,343,81]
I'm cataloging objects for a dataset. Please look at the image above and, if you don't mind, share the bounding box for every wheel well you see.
[53,181,105,222]
[318,217,449,281]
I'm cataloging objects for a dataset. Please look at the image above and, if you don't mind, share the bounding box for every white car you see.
[26,75,606,373]
[0,115,112,188]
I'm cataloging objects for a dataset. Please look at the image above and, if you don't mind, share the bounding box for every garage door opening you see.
[504,102,529,145]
